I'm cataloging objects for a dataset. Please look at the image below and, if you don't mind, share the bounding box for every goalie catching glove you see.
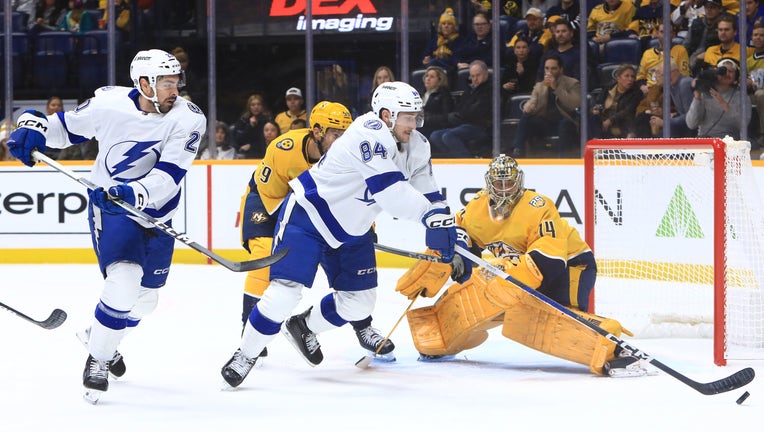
[89,183,145,215]
[7,110,48,167]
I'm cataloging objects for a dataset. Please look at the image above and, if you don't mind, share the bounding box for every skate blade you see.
[369,351,396,362]
[83,389,103,404]
[280,327,320,367]
[417,354,456,362]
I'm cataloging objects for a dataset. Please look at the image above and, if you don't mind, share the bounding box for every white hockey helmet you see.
[371,81,424,128]
[130,49,184,112]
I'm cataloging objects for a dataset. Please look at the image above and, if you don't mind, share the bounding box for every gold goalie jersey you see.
[253,128,316,215]
[456,189,590,266]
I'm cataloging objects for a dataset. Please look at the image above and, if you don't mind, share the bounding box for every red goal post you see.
[584,138,764,366]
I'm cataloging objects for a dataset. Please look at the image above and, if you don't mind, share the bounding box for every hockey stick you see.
[0,301,67,329]
[375,243,755,395]
[355,296,418,369]
[32,151,287,272]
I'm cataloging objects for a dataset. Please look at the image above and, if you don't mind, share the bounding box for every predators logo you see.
[250,211,269,224]
[485,241,522,259]
[529,196,546,208]
[276,138,295,151]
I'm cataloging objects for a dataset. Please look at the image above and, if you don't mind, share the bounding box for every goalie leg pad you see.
[496,284,630,375]
[483,254,543,309]
[407,273,504,356]
[396,253,452,299]
[243,237,273,298]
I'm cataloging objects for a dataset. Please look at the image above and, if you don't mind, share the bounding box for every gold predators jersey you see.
[587,1,636,36]
[456,189,590,262]
[252,128,316,215]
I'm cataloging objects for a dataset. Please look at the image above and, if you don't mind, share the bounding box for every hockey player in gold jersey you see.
[396,154,648,377]
[238,101,396,358]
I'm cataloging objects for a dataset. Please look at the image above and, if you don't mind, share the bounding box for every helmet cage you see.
[485,154,525,217]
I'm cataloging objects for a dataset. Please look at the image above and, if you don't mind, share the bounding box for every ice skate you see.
[282,309,323,366]
[355,325,396,362]
[221,349,259,388]
[82,354,110,404]
[77,327,127,378]
[417,353,456,362]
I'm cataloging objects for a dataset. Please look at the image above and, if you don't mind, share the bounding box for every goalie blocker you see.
[398,257,635,376]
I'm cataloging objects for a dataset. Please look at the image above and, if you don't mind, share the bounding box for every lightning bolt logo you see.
[108,140,161,181]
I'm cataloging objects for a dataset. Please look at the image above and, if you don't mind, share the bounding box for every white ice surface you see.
[1,264,762,431]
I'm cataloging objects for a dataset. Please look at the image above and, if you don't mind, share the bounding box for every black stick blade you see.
[696,367,755,395]
[234,248,289,272]
[39,309,67,329]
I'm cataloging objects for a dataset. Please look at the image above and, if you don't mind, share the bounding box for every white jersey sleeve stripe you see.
[155,161,186,184]
[365,171,406,194]
[294,173,352,244]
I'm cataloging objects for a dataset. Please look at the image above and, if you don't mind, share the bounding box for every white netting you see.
[589,138,764,362]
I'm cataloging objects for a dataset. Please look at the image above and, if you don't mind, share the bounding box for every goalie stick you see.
[0,301,67,329]
[374,243,756,395]
[32,151,287,273]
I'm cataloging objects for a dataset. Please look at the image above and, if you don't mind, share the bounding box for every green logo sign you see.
[655,185,704,238]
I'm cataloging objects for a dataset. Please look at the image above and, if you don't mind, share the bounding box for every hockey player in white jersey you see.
[7,49,207,403]
[220,81,472,388]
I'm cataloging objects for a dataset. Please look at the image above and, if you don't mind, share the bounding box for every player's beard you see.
[159,97,176,114]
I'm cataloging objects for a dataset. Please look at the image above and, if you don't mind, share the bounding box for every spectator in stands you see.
[43,96,64,159]
[200,121,236,160]
[0,138,15,161]
[421,7,467,73]
[636,23,691,94]
[697,15,753,72]
[262,120,281,150]
[457,11,494,69]
[507,8,550,57]
[13,0,36,28]
[537,18,581,81]
[366,66,395,110]
[510,55,580,157]
[587,0,637,55]
[31,0,66,33]
[635,61,694,137]
[502,37,541,98]
[102,0,130,35]
[58,0,97,33]
[684,0,728,74]
[419,66,453,139]
[746,23,764,144]
[686,58,750,138]
[274,87,307,134]
[672,0,706,31]
[590,64,643,138]
[290,118,307,129]
[546,0,582,33]
[627,0,664,52]
[429,60,493,158]
[233,94,271,159]
[172,47,206,112]
[737,0,764,47]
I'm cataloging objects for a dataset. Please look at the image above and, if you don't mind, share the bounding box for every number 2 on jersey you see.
[359,141,388,162]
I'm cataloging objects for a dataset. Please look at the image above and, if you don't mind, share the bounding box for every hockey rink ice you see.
[2,263,762,430]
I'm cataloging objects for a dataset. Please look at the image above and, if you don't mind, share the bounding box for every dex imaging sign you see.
[270,0,394,32]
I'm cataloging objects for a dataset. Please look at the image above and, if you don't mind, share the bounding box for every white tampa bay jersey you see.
[289,111,446,248]
[45,86,207,224]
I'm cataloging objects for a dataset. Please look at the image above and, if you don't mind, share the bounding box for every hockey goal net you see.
[584,137,764,365]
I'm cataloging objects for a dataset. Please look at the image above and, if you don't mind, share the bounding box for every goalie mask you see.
[371,81,424,129]
[309,101,352,154]
[485,154,525,218]
[130,49,185,113]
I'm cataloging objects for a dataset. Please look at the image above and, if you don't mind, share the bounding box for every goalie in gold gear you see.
[239,101,396,359]
[396,154,648,377]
